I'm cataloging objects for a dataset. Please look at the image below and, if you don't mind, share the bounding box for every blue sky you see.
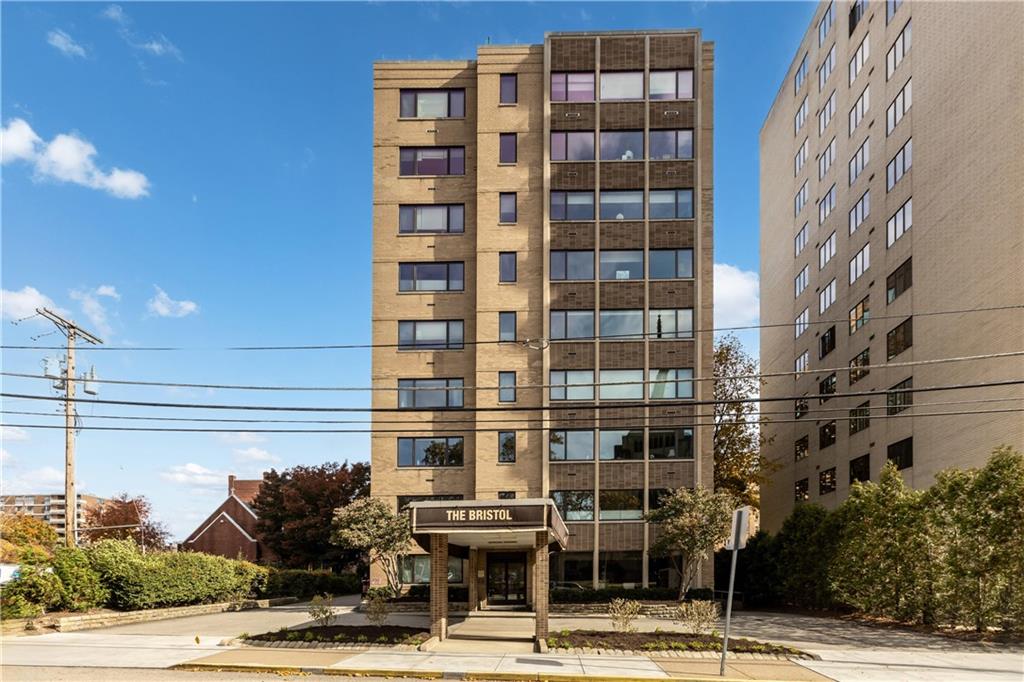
[1,1,813,539]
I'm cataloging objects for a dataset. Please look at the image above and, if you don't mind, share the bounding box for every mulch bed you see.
[548,630,804,655]
[250,625,429,645]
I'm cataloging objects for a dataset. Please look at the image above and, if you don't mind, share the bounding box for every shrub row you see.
[261,569,361,598]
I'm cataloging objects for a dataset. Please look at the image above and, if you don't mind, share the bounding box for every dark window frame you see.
[498,311,517,342]
[887,317,913,359]
[849,347,871,384]
[399,261,464,292]
[649,248,694,279]
[498,371,517,403]
[498,431,516,463]
[550,249,595,281]
[599,130,644,161]
[648,189,694,220]
[397,378,464,409]
[551,131,596,161]
[397,436,465,468]
[598,429,644,461]
[649,69,694,100]
[399,89,466,119]
[397,320,464,351]
[649,428,694,460]
[550,190,595,221]
[819,467,837,495]
[888,436,913,469]
[550,490,595,521]
[795,478,810,502]
[819,325,836,358]
[849,400,870,435]
[549,429,595,461]
[550,309,595,341]
[887,377,913,414]
[499,133,517,164]
[499,73,518,104]
[819,420,837,449]
[550,71,596,102]
[819,373,837,403]
[849,454,870,484]
[886,258,912,303]
[598,489,644,521]
[499,192,518,223]
[649,129,694,160]
[795,435,810,461]
[399,204,465,234]
[499,252,517,283]
[399,146,465,176]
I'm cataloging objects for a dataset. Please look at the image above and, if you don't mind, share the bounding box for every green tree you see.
[646,485,733,599]
[331,497,411,596]
[0,513,59,562]
[774,504,841,609]
[82,494,170,550]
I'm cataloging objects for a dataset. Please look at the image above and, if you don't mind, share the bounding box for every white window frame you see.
[795,350,809,375]
[795,137,809,175]
[818,91,836,135]
[794,53,809,93]
[849,137,869,185]
[795,308,810,338]
[887,78,912,135]
[887,197,913,247]
[849,86,870,136]
[887,20,912,80]
[819,278,837,314]
[818,44,836,91]
[849,34,870,85]
[795,264,810,297]
[795,180,809,216]
[849,243,870,284]
[818,137,836,180]
[886,138,913,191]
[849,190,870,234]
[795,222,809,256]
[818,2,834,46]
[795,96,809,134]
[819,231,837,270]
[818,184,836,225]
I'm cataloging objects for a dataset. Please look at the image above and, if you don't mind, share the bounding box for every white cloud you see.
[714,263,760,329]
[1,426,30,442]
[47,29,87,58]
[102,4,126,23]
[1,465,65,494]
[95,284,120,300]
[146,286,198,318]
[102,4,183,62]
[1,118,150,199]
[70,286,117,339]
[160,462,226,487]
[1,448,11,463]
[1,286,67,321]
[218,432,267,445]
[233,447,279,463]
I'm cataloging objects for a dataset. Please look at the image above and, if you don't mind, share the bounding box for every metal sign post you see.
[720,506,750,677]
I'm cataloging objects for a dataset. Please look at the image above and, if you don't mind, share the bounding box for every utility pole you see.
[37,308,103,547]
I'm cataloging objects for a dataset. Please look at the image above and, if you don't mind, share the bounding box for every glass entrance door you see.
[486,552,527,605]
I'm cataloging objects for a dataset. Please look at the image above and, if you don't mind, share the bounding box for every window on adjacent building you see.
[819,420,837,449]
[819,278,837,313]
[650,428,694,459]
[887,138,913,191]
[399,262,464,291]
[849,0,867,34]
[497,491,516,500]
[849,243,870,284]
[818,91,836,134]
[399,204,465,234]
[795,137,809,175]
[819,137,837,179]
[795,478,810,502]
[795,350,809,376]
[599,490,644,521]
[498,311,516,342]
[550,310,594,340]
[601,191,644,220]
[600,72,644,101]
[499,73,518,104]
[550,370,595,401]
[849,33,870,85]
[888,437,913,470]
[819,326,836,359]
[400,89,465,118]
[887,20,912,80]
[649,249,693,279]
[849,86,870,136]
[499,133,517,164]
[649,308,693,340]
[819,372,837,402]
[795,96,809,134]
[818,184,836,225]
[650,70,693,99]
[796,396,809,418]
[550,490,594,520]
[600,369,644,400]
[794,53,808,93]
[887,79,912,135]
[795,435,809,461]
[849,190,870,234]
[551,131,596,161]
[599,430,644,461]
[397,494,464,510]
[398,378,464,409]
[600,130,643,160]
[849,137,869,185]
[550,191,595,220]
[398,320,464,350]
[600,250,644,280]
[400,147,465,176]
[887,377,913,414]
[398,436,464,467]
[499,252,517,282]
[499,192,517,223]
[650,129,693,160]
[849,347,870,384]
[849,295,870,334]
[549,430,595,461]
[795,223,809,255]
[600,309,643,340]
[850,401,871,435]
[818,44,836,90]
[795,180,809,215]
[887,258,912,303]
[819,467,837,495]
[887,197,913,247]
[550,250,595,280]
[887,317,913,359]
[795,308,810,338]
[498,431,516,462]
[849,454,870,484]
[887,0,904,24]
[649,368,694,400]
[819,2,835,45]
[551,72,596,102]
[819,231,837,269]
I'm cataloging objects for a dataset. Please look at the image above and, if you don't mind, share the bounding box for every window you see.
[888,437,913,470]
[849,401,870,435]
[550,370,594,401]
[849,190,870,234]
[819,2,835,45]
[550,310,594,340]
[849,86,869,136]
[849,0,866,34]
[818,184,836,225]
[794,53,808,93]
[398,378,464,409]
[795,223,809,255]
[887,0,904,23]
[795,96,809,134]
[599,130,643,161]
[795,436,809,461]
[649,189,694,220]
[887,377,913,414]
[499,252,517,282]
[795,308,810,338]
[819,421,837,449]
[499,133,517,164]
[649,309,693,339]
[819,231,837,269]
[796,265,810,298]
[551,131,596,161]
[600,309,643,340]
[400,204,465,234]
[550,191,595,220]
[796,396,809,418]
[849,34,869,85]
[600,490,644,521]
[819,137,836,179]
[795,181,809,215]
[849,243,870,284]
[819,373,837,402]
[550,490,594,520]
[498,431,516,462]
[820,326,836,359]
[399,262,464,292]
[600,72,644,101]
[599,551,643,585]
[795,478,810,502]
[600,250,643,280]
[887,79,912,134]
[498,311,516,342]
[398,320,464,350]
[400,555,463,584]
[819,467,837,495]
[849,137,869,185]
[551,72,595,102]
[850,454,870,483]
[397,494,464,510]
[818,44,836,90]
[886,138,913,191]
[549,430,595,461]
[819,278,837,313]
[649,368,693,399]
[400,89,465,119]
[650,428,693,459]
[849,295,870,334]
[499,73,517,104]
[398,436,464,467]
[887,317,913,359]
[650,70,693,99]
[498,491,516,500]
[400,147,465,176]
[795,351,809,375]
[551,250,595,280]
[599,430,644,461]
[849,347,870,384]
[650,249,693,279]
[887,20,912,80]
[601,191,644,220]
[600,369,644,400]
[795,137,809,175]
[650,129,693,160]
[818,91,836,134]
[887,197,913,246]
[499,193,517,223]
[887,258,912,303]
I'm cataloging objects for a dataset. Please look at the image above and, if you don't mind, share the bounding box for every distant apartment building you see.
[759,0,1024,531]
[1,493,108,540]
[371,28,714,613]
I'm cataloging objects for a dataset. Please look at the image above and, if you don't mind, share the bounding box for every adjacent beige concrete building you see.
[1,493,108,540]
[759,0,1024,532]
[371,29,715,617]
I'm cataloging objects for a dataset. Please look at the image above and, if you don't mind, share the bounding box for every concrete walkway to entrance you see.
[437,612,537,653]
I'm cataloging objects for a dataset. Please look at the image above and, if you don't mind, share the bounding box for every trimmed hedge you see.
[261,569,361,598]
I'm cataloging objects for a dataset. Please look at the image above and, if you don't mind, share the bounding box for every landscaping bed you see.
[248,625,429,646]
[546,629,806,656]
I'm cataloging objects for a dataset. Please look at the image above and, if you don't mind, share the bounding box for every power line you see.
[3,303,1020,352]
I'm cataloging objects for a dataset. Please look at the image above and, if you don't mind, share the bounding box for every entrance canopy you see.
[408,498,569,551]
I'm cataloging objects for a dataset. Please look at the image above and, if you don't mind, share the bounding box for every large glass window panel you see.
[650,428,694,459]
[599,551,643,585]
[599,250,643,280]
[649,189,694,219]
[649,308,693,339]
[600,72,643,100]
[498,371,516,403]
[398,320,463,350]
[551,72,595,102]
[499,133,517,164]
[399,205,464,234]
[600,309,643,340]
[649,130,694,160]
[649,368,694,399]
[599,191,644,220]
[550,250,594,280]
[552,132,595,161]
[400,89,465,118]
[549,430,595,461]
[398,378,463,409]
[499,74,517,104]
[499,252,517,282]
[649,70,693,100]
[550,491,595,521]
[499,193,517,223]
[498,431,516,462]
[550,370,595,401]
[600,131,644,161]
[550,191,595,221]
[599,490,644,521]
[550,310,594,340]
[399,262,463,292]
[499,311,516,342]
[397,436,464,467]
[649,249,694,279]
[599,430,644,460]
[599,369,643,400]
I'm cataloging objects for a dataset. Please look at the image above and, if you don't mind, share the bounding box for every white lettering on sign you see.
[444,508,513,522]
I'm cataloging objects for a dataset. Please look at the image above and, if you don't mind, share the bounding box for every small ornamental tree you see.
[82,494,170,550]
[331,498,411,597]
[646,486,733,599]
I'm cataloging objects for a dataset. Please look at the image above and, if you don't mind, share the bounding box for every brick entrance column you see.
[533,531,549,641]
[467,548,478,611]
[430,535,448,640]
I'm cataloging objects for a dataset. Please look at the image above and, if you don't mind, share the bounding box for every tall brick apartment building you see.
[371,29,714,634]
[759,0,1024,531]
